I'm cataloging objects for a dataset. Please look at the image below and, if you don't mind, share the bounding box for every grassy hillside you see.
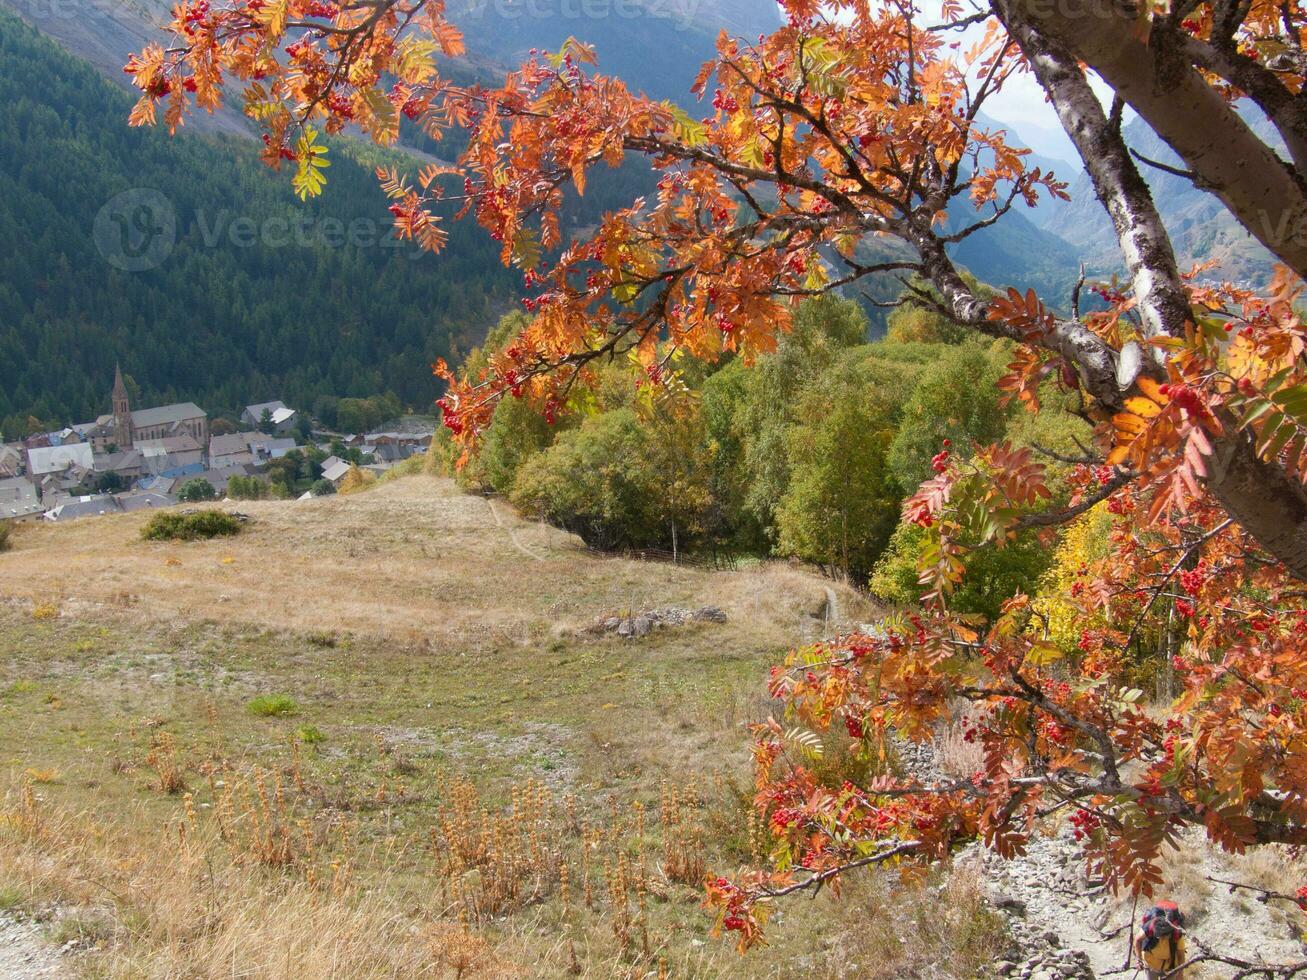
[0,476,1016,978]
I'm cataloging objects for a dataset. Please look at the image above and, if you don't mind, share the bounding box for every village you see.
[0,367,433,524]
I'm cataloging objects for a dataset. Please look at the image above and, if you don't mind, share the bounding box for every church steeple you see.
[111,364,132,449]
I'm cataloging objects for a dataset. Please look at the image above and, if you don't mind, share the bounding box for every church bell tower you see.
[111,364,132,449]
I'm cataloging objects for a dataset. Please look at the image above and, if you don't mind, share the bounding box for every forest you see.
[0,11,518,436]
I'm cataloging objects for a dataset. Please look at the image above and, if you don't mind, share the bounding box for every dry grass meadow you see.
[0,475,1011,978]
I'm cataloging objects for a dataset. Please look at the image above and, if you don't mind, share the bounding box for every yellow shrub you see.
[338,465,378,495]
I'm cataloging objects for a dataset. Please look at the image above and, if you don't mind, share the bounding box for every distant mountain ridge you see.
[0,0,782,112]
[1027,108,1282,286]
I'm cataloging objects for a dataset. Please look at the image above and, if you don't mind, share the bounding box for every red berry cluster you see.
[844,714,864,739]
[711,88,740,113]
[1178,562,1208,594]
[930,439,952,474]
[1156,382,1203,414]
[327,92,353,119]
[261,133,296,161]
[1069,808,1101,842]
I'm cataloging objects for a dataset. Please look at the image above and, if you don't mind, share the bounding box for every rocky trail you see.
[896,738,1306,979]
[974,827,1306,979]
[0,913,66,979]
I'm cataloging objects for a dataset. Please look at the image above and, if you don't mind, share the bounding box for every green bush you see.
[247,694,298,717]
[294,724,324,743]
[886,342,1008,491]
[177,478,218,502]
[478,394,556,494]
[774,353,910,580]
[510,407,712,551]
[870,520,1055,622]
[140,510,243,542]
[0,523,10,553]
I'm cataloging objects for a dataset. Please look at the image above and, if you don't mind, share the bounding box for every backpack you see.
[1141,901,1185,953]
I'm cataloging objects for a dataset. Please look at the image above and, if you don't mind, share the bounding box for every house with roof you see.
[320,456,353,486]
[0,445,22,478]
[116,491,175,513]
[43,494,117,522]
[43,489,175,522]
[241,401,298,434]
[0,477,43,523]
[209,431,260,468]
[136,435,204,475]
[138,475,179,495]
[248,436,298,461]
[26,443,94,483]
[93,449,145,482]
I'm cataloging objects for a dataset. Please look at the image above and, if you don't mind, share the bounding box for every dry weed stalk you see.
[145,731,186,794]
[660,781,705,885]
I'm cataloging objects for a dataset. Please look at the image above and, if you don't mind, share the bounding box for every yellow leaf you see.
[1136,376,1169,404]
[1123,396,1162,418]
[1027,640,1066,666]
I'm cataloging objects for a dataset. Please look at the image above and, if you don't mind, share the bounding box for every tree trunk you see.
[1009,0,1307,278]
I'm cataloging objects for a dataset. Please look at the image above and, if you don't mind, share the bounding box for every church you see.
[88,366,209,452]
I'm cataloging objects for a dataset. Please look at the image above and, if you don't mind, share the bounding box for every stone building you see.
[88,366,208,452]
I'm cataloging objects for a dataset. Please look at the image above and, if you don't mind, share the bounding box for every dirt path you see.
[0,914,66,978]
[484,495,546,562]
[821,585,839,637]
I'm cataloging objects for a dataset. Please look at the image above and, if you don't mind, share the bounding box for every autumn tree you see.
[130,0,1307,964]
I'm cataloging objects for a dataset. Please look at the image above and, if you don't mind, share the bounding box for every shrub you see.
[309,478,337,497]
[293,724,324,743]
[247,694,298,717]
[0,522,10,553]
[177,478,218,502]
[870,520,1054,622]
[478,394,556,493]
[141,510,242,542]
[510,407,712,551]
[886,342,1007,490]
[338,466,377,494]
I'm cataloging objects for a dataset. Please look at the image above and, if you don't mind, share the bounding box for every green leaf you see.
[666,104,708,147]
[292,126,330,200]
[394,38,438,84]
[511,228,542,270]
[611,279,639,304]
[784,726,824,759]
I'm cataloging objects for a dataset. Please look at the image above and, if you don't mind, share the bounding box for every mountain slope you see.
[0,11,518,433]
[1031,110,1281,285]
[446,0,782,102]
